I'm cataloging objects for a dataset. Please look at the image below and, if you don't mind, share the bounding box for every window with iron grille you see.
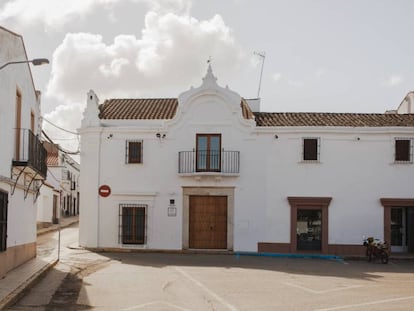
[0,191,8,252]
[395,138,413,163]
[303,138,320,161]
[126,140,143,164]
[119,204,147,244]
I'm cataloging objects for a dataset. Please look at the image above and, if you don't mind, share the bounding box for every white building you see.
[0,26,47,277]
[36,142,80,227]
[79,65,414,256]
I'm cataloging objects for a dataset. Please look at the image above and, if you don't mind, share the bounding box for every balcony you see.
[178,150,240,175]
[12,129,47,179]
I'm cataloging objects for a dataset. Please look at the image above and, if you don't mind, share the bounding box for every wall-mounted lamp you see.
[107,134,113,139]
[356,137,360,141]
[275,134,279,139]
[156,133,161,138]
[162,134,166,139]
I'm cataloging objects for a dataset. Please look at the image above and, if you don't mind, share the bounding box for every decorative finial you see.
[202,58,217,86]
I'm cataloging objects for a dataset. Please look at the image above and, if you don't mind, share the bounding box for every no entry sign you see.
[98,185,111,197]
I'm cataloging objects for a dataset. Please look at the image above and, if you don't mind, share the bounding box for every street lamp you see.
[0,58,49,70]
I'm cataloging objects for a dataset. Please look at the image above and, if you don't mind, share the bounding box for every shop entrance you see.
[297,209,322,251]
[391,207,414,253]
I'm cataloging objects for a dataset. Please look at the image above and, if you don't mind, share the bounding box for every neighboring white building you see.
[0,27,47,277]
[79,65,414,256]
[37,141,80,228]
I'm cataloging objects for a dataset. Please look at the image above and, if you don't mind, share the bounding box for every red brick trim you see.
[288,197,332,254]
[258,243,290,253]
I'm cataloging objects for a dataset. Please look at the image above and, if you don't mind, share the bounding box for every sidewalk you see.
[0,216,78,310]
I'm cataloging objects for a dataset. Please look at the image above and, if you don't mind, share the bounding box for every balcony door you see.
[196,134,221,172]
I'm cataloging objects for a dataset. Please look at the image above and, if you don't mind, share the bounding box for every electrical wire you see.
[42,117,79,135]
[42,130,80,155]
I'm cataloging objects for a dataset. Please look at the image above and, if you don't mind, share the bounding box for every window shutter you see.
[304,138,318,161]
[395,139,410,162]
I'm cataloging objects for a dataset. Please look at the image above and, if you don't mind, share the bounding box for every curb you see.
[0,259,59,311]
[37,219,79,236]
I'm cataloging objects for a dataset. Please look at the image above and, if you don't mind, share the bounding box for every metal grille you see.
[118,204,147,244]
[178,150,240,174]
[0,191,8,252]
[302,137,320,161]
[125,140,143,164]
[395,138,413,163]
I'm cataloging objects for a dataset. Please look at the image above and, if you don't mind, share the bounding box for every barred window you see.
[126,140,143,164]
[303,138,320,161]
[119,204,147,244]
[395,138,412,163]
[0,191,8,252]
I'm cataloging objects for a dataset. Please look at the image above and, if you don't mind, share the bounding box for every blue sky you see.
[1,0,413,149]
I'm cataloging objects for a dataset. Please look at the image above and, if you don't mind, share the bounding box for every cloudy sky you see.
[1,0,414,151]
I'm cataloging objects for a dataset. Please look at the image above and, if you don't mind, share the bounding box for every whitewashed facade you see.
[36,142,80,227]
[0,26,47,277]
[79,66,414,256]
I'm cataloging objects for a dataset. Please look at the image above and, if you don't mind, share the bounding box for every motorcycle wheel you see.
[381,252,389,264]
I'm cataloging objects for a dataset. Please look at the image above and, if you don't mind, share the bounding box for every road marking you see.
[284,282,362,294]
[173,267,239,311]
[122,300,190,311]
[314,295,414,311]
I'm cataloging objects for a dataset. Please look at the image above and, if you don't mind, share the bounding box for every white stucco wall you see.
[0,27,42,251]
[79,68,414,253]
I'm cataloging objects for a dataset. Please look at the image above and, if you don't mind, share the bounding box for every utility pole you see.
[254,51,266,98]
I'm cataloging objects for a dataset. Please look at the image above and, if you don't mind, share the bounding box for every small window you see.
[395,139,412,163]
[0,191,8,252]
[126,140,143,164]
[303,138,319,161]
[119,204,147,244]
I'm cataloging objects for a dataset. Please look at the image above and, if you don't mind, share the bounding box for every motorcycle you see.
[363,237,389,264]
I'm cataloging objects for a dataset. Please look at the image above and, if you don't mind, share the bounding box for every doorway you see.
[391,207,414,253]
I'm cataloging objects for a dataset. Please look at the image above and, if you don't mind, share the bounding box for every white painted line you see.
[284,282,362,294]
[174,267,239,311]
[314,295,414,311]
[122,300,190,311]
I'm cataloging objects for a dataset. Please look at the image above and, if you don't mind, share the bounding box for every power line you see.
[42,130,80,155]
[42,117,79,135]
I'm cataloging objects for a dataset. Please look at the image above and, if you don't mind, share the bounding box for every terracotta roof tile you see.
[47,153,59,166]
[253,112,414,127]
[99,98,178,120]
[98,97,414,127]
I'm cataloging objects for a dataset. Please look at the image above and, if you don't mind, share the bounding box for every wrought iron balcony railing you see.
[12,129,47,178]
[178,150,240,174]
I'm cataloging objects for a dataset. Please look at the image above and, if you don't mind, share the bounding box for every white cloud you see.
[46,12,244,103]
[272,73,282,83]
[0,0,192,28]
[386,74,404,87]
[271,72,303,87]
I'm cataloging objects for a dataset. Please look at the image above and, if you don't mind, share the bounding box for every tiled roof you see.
[99,98,178,120]
[98,97,414,127]
[47,153,59,166]
[241,98,255,120]
[253,112,414,127]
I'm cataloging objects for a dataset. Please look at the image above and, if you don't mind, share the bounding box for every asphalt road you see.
[8,227,414,311]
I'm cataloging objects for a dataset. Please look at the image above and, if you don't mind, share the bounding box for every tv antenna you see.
[254,51,266,98]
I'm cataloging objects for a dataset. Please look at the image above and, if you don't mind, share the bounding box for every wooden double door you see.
[189,196,227,249]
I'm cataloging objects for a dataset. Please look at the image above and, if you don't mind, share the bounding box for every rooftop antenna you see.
[254,51,266,98]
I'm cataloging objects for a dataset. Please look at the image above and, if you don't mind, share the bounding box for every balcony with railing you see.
[12,129,47,179]
[178,150,240,175]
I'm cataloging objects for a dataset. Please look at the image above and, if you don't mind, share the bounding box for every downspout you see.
[97,127,104,248]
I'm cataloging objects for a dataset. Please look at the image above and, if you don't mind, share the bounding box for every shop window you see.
[126,140,143,164]
[297,209,322,251]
